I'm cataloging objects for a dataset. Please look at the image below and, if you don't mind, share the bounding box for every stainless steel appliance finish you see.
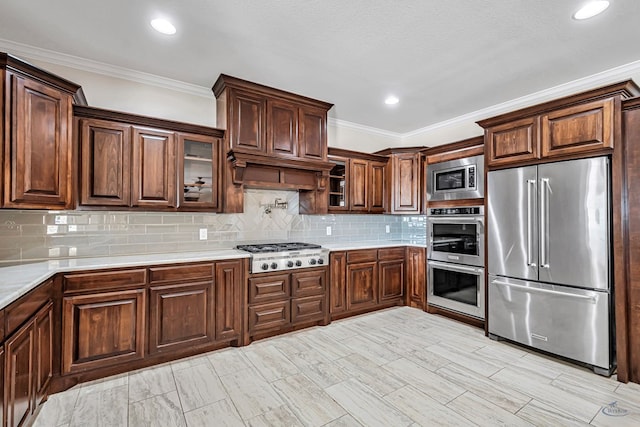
[236,242,329,273]
[487,156,612,374]
[489,275,610,371]
[427,155,484,201]
[428,261,485,319]
[427,206,484,267]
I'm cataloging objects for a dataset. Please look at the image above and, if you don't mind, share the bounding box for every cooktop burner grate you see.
[236,242,322,254]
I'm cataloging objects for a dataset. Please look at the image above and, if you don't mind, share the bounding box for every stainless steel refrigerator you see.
[487,156,613,375]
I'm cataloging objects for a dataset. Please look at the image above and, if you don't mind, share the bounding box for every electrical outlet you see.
[385,224,390,233]
[326,226,332,236]
[55,215,68,225]
[199,228,208,240]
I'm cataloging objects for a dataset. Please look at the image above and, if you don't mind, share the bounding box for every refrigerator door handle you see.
[492,279,597,304]
[526,179,537,267]
[540,178,550,269]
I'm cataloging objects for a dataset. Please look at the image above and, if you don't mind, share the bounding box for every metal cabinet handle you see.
[492,279,596,303]
[526,179,536,267]
[539,178,550,269]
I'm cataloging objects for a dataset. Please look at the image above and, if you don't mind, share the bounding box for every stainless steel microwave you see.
[426,155,484,202]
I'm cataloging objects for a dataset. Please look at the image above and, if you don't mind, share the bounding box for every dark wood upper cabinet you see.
[79,118,131,206]
[228,89,267,153]
[479,81,640,169]
[74,106,224,211]
[349,159,368,212]
[1,53,83,210]
[390,152,421,214]
[131,126,176,208]
[328,148,388,213]
[299,105,327,160]
[268,99,298,157]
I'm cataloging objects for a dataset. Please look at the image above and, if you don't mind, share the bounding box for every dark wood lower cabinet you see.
[406,247,426,309]
[149,282,213,354]
[347,261,378,311]
[62,289,146,374]
[4,319,33,427]
[215,260,243,342]
[329,251,347,316]
[34,303,53,407]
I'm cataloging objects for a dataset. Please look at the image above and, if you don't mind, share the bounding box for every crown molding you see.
[0,38,212,98]
[328,117,402,139]
[402,59,640,140]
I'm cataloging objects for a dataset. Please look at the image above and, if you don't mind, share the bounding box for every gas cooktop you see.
[236,242,328,273]
[236,242,322,254]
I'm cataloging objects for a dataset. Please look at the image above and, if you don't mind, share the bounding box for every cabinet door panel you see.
[407,247,426,308]
[292,295,325,324]
[79,118,131,206]
[369,161,386,213]
[379,260,404,302]
[487,117,539,167]
[5,320,34,427]
[248,301,290,333]
[6,73,71,208]
[149,282,213,354]
[230,90,266,152]
[541,98,613,158]
[62,289,145,374]
[291,269,326,297]
[329,252,347,315]
[178,133,220,210]
[34,302,53,406]
[391,153,420,213]
[131,127,176,208]
[299,106,326,160]
[215,260,243,341]
[347,261,377,310]
[349,159,368,211]
[268,100,298,157]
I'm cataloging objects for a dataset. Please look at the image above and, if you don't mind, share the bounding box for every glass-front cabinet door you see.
[178,133,220,210]
[328,156,348,211]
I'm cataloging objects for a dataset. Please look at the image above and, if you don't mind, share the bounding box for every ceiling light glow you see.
[151,18,176,35]
[385,96,399,105]
[573,1,610,20]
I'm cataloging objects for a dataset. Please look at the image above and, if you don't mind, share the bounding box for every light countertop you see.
[0,240,427,310]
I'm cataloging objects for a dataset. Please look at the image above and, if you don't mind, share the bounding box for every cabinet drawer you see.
[291,268,326,297]
[378,247,405,260]
[248,274,290,304]
[5,279,53,336]
[149,263,213,284]
[347,249,377,264]
[248,301,290,333]
[64,269,147,293]
[292,295,325,324]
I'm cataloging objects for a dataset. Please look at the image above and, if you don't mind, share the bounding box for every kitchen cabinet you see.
[213,75,334,214]
[331,247,407,319]
[214,260,243,341]
[148,263,214,355]
[246,267,327,342]
[378,248,405,303]
[328,148,388,213]
[406,246,426,310]
[1,53,83,210]
[74,106,224,211]
[4,301,52,427]
[389,152,421,214]
[479,82,640,169]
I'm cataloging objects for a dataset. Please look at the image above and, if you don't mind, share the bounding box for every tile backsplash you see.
[0,189,426,265]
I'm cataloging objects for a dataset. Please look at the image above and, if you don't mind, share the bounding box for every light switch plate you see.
[199,228,208,240]
[326,226,332,236]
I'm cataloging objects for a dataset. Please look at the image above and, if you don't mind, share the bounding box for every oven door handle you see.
[428,260,482,274]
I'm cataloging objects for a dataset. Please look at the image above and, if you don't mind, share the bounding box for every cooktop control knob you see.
[261,263,269,271]
[309,259,317,265]
[270,262,278,269]
[295,260,302,266]
[287,260,294,268]
[317,258,324,265]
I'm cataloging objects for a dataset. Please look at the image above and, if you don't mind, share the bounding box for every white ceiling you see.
[1,0,640,134]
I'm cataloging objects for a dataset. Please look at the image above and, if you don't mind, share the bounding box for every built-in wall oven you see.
[427,206,485,319]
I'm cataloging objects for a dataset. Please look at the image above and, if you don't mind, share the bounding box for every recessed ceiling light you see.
[385,96,399,105]
[573,1,610,20]
[151,18,176,35]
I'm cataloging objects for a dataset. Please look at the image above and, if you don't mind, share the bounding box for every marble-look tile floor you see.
[34,307,640,426]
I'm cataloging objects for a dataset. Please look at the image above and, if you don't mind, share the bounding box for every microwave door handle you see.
[527,179,537,267]
[540,178,550,269]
